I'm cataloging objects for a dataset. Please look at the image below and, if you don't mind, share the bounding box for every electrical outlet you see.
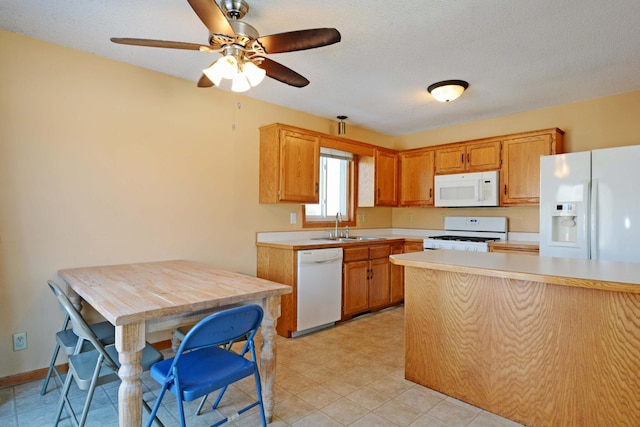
[13,332,27,351]
[408,214,413,222]
[290,212,297,224]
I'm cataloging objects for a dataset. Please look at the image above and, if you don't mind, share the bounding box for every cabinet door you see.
[399,149,435,206]
[501,134,552,205]
[368,257,390,309]
[435,146,466,174]
[404,241,424,253]
[375,149,398,206]
[390,243,404,304]
[489,247,539,255]
[466,140,501,172]
[279,130,319,202]
[342,260,369,317]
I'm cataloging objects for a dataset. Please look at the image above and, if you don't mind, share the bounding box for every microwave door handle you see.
[477,179,482,201]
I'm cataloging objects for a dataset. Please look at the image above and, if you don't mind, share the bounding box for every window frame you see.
[302,154,357,228]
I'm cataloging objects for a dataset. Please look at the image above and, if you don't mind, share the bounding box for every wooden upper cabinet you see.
[374,148,398,206]
[434,145,466,174]
[279,130,319,202]
[500,128,564,205]
[467,140,502,171]
[435,140,501,174]
[399,148,435,206]
[259,124,319,203]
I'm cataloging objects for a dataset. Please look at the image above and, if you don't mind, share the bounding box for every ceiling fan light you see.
[243,61,266,87]
[427,80,469,102]
[202,62,224,86]
[231,73,251,92]
[218,54,239,79]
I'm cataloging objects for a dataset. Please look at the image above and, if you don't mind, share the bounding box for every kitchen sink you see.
[311,236,384,242]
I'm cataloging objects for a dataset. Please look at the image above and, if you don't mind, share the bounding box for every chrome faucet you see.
[335,212,342,238]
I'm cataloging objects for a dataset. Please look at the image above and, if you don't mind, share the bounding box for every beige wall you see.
[391,90,640,231]
[0,30,393,378]
[2,28,640,379]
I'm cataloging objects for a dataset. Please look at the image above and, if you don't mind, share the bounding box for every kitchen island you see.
[390,250,640,427]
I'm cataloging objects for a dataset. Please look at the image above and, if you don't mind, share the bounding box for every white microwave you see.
[434,171,500,207]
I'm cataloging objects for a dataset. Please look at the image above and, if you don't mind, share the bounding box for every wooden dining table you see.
[58,259,291,427]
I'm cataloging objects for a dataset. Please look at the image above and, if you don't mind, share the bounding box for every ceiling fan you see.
[111,0,341,92]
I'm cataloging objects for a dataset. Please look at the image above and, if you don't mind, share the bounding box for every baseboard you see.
[0,340,172,388]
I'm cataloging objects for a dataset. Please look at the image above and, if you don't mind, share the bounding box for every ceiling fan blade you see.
[257,28,341,54]
[111,38,211,51]
[187,0,235,36]
[258,58,309,88]
[197,74,214,87]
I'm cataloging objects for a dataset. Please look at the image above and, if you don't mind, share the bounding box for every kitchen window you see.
[302,147,356,227]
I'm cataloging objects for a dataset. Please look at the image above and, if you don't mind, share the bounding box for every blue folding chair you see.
[146,304,266,427]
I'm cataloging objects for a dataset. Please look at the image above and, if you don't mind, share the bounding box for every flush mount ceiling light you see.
[427,80,469,102]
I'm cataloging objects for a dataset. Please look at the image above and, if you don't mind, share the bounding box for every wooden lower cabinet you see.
[389,240,425,304]
[488,242,539,255]
[256,246,297,337]
[343,259,370,316]
[369,257,391,308]
[258,240,408,336]
[390,243,404,304]
[342,244,391,318]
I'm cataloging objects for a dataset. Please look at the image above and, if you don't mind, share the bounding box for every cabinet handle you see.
[315,182,319,193]
[504,185,507,195]
[467,153,470,163]
[429,188,432,198]
[461,154,464,163]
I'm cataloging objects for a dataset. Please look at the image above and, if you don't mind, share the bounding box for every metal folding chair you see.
[146,304,266,427]
[48,280,164,427]
[41,281,115,395]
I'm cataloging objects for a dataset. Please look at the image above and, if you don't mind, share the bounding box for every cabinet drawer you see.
[343,247,370,262]
[369,245,391,259]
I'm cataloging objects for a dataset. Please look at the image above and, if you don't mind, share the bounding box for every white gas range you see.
[424,216,507,252]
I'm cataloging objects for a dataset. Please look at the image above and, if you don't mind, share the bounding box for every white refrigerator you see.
[539,145,640,262]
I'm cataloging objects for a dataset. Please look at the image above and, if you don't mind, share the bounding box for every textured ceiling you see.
[2,0,640,136]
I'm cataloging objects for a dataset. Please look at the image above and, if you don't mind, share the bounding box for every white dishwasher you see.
[295,247,343,337]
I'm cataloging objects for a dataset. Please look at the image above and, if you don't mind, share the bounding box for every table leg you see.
[260,296,281,423]
[65,287,83,312]
[115,321,146,427]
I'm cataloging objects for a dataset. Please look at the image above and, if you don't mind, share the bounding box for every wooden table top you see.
[59,259,291,326]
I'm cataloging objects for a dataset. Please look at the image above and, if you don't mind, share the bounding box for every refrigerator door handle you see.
[590,179,598,260]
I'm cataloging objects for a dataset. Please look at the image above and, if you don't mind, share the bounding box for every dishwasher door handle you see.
[311,258,343,264]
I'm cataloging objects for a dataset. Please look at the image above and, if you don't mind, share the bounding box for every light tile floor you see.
[0,305,524,426]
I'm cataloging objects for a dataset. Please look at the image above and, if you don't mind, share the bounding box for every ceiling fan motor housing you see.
[221,0,249,20]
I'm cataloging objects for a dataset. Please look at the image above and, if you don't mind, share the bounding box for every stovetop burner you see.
[429,235,501,243]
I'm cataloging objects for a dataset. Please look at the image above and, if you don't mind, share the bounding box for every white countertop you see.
[391,250,640,292]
